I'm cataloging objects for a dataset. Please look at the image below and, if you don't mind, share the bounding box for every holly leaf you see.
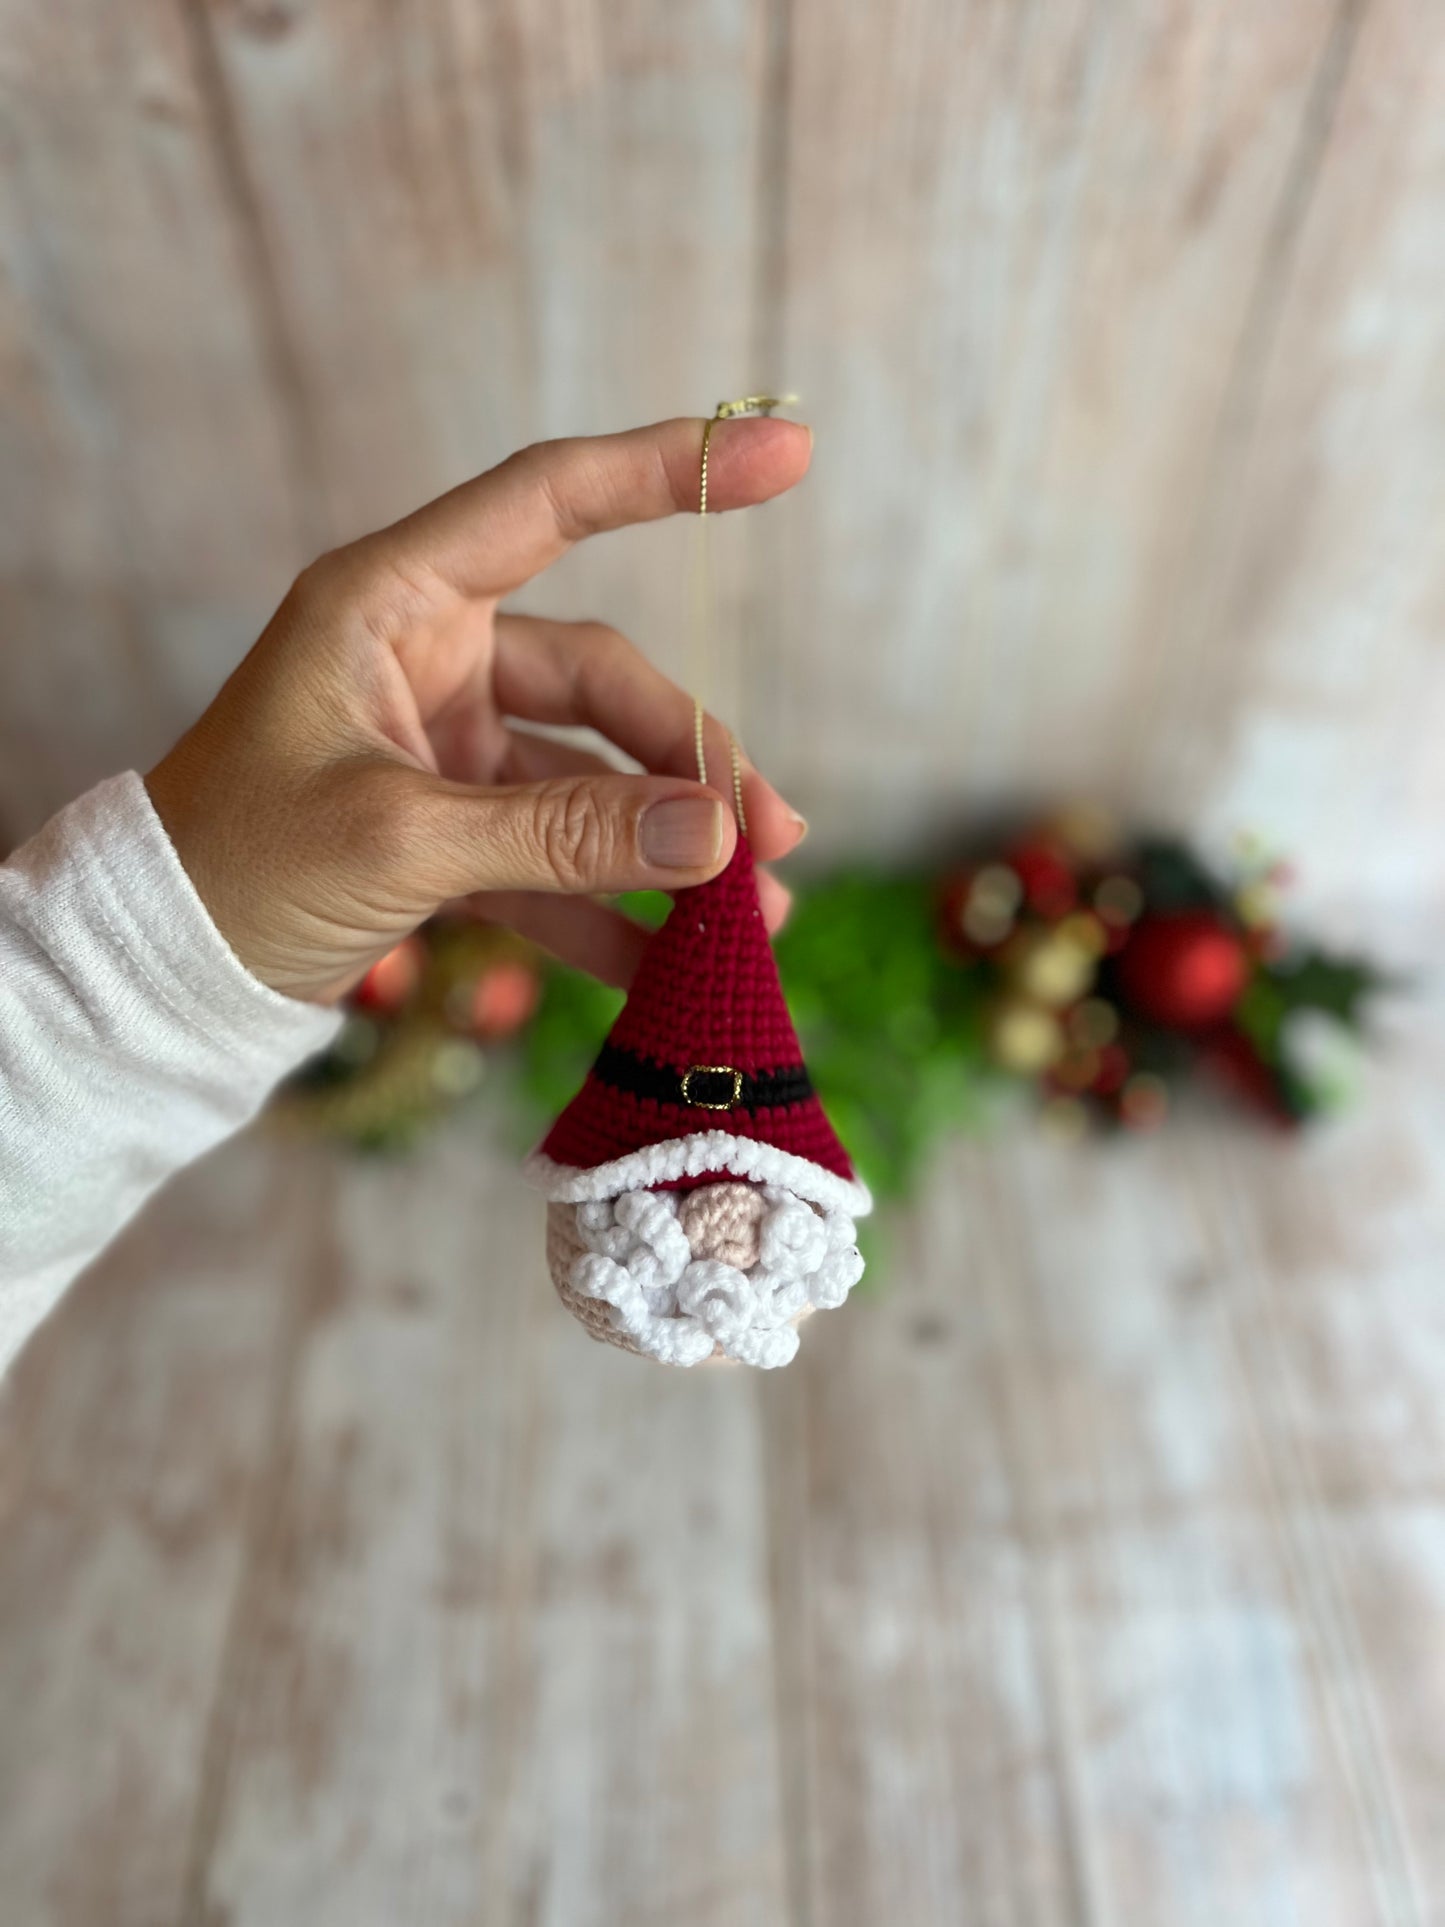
[1258,950,1381,1026]
[1133,838,1231,912]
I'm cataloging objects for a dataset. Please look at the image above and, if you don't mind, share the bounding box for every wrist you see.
[145,741,299,1002]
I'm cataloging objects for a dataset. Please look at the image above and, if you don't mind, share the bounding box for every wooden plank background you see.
[2,2,1444,1922]
[2,0,1441,923]
[4,1015,1445,1925]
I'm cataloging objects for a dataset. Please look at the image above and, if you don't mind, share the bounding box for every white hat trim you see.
[526,1129,872,1218]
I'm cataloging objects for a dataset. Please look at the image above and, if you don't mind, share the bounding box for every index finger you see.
[372,415,812,598]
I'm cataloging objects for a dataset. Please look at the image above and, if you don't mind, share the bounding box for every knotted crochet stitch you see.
[530,836,870,1366]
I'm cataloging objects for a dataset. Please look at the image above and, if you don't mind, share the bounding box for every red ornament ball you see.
[353,935,426,1014]
[1112,912,1250,1031]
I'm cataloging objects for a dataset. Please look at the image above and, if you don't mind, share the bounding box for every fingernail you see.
[788,809,809,844]
[641,797,725,868]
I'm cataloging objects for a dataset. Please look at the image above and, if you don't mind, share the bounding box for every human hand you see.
[145,416,811,1004]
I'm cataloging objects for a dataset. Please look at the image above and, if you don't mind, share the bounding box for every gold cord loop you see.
[714,394,799,421]
[730,738,747,833]
[699,395,796,517]
[690,696,749,837]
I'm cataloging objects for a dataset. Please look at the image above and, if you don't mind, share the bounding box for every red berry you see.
[1007,841,1078,920]
[353,936,426,1014]
[468,960,541,1040]
[1092,1042,1131,1096]
[1200,1029,1296,1126]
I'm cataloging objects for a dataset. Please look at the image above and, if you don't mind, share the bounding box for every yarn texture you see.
[539,838,858,1184]
[547,1181,864,1369]
[679,1182,765,1270]
[531,835,870,1368]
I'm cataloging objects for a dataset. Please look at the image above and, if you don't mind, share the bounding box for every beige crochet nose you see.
[679,1182,766,1270]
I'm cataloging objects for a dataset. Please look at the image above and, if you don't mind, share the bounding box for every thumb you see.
[415,771,739,900]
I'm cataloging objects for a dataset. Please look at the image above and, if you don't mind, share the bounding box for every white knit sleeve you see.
[0,772,342,1374]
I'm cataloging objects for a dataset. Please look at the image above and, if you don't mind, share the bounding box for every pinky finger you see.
[757,867,793,935]
[459,889,650,990]
[458,864,791,988]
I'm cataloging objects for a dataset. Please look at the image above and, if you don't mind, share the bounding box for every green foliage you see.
[1255,950,1379,1026]
[774,870,993,1201]
[1236,950,1378,1062]
[616,889,673,932]
[514,895,671,1139]
[517,967,624,1132]
[1235,947,1382,1119]
[301,831,1388,1234]
[1133,838,1228,911]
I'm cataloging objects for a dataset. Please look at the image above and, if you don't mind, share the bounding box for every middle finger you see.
[492,613,806,864]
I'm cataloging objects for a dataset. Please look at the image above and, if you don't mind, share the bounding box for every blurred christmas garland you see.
[275,807,1382,1208]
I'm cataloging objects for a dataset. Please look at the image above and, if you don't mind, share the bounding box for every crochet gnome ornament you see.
[527,834,871,1367]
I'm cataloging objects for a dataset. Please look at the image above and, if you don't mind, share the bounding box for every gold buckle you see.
[680,1064,744,1111]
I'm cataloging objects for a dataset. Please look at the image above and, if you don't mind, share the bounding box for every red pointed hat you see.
[528,837,870,1217]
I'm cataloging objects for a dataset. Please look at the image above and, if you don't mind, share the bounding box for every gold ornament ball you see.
[1056,910,1110,960]
[1235,880,1276,929]
[961,863,1023,947]
[430,1038,487,1098]
[1068,997,1119,1050]
[1045,803,1121,863]
[988,999,1065,1074]
[1094,875,1144,929]
[1012,928,1098,1007]
[971,863,1024,918]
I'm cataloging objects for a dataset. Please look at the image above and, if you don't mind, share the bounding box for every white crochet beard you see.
[567,1183,865,1369]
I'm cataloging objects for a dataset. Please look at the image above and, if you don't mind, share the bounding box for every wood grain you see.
[1149,0,1445,929]
[764,1115,1440,1926]
[0,0,314,835]
[196,0,774,712]
[3,1018,1445,1922]
[3,4,1445,1917]
[4,0,1441,909]
[771,0,1357,833]
[189,1125,791,1927]
[0,1140,327,1927]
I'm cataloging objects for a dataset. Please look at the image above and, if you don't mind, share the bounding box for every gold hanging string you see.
[691,394,798,837]
[688,706,749,833]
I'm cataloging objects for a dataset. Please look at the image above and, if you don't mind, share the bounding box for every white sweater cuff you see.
[0,772,342,1368]
[52,773,343,1063]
